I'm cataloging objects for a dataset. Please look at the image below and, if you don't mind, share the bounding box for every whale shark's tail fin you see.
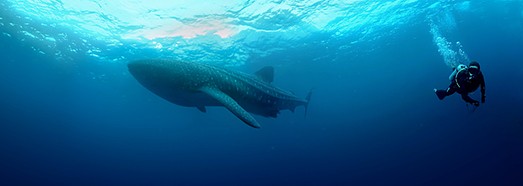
[304,89,313,117]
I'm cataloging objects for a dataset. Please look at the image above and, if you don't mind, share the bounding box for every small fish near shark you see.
[128,59,312,128]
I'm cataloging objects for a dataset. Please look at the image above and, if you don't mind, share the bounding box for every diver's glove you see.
[472,100,480,107]
[481,95,486,103]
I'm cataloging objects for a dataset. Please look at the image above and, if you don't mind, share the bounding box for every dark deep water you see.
[1,1,523,185]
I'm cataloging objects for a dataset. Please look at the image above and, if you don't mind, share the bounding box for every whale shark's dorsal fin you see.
[254,66,274,83]
[196,106,206,113]
[199,86,261,128]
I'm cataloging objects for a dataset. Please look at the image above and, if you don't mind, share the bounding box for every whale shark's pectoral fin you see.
[199,87,261,128]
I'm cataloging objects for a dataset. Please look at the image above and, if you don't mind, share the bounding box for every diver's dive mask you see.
[468,61,480,76]
[468,66,479,76]
[468,65,479,79]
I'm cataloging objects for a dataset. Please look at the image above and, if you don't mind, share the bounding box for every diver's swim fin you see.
[434,89,446,100]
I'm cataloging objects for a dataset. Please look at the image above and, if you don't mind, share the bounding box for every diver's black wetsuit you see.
[436,68,486,105]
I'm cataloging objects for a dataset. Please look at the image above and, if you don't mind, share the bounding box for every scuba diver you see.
[434,61,486,106]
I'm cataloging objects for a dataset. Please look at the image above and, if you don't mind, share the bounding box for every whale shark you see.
[128,59,311,128]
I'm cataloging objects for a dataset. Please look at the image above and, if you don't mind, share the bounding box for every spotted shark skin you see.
[128,59,311,128]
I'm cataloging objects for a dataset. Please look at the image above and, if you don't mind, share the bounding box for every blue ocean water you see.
[1,0,522,185]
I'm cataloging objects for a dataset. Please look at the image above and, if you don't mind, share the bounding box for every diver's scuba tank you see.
[449,64,467,81]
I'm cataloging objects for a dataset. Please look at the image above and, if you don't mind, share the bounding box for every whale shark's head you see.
[129,59,190,78]
[128,59,196,92]
[129,60,162,77]
[128,59,223,108]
